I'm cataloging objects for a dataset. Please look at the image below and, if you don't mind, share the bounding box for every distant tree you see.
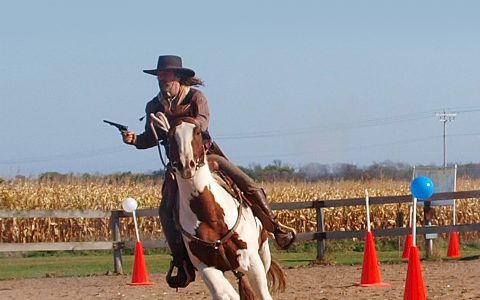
[364,161,411,180]
[39,172,68,182]
[338,163,363,180]
[14,175,27,181]
[458,163,480,179]
[297,162,331,181]
[152,169,166,178]
[261,160,295,181]
[273,160,282,168]
[81,173,92,180]
[238,165,258,181]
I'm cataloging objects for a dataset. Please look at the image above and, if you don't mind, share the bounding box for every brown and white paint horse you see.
[151,113,285,300]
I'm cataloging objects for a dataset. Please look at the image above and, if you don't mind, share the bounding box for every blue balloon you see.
[410,176,435,200]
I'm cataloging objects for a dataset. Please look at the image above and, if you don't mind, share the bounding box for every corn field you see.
[1,177,479,243]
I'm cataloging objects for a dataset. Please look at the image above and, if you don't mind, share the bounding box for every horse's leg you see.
[197,263,239,300]
[242,253,273,300]
[258,236,272,272]
[235,210,273,299]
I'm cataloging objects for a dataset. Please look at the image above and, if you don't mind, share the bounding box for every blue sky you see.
[1,1,480,178]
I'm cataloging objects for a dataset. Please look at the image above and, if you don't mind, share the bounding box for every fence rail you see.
[1,190,479,274]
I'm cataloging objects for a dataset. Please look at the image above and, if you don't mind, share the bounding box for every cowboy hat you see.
[143,55,195,77]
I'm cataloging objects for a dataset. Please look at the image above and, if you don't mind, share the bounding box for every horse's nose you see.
[189,159,196,169]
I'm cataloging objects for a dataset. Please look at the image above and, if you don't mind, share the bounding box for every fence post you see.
[316,207,325,261]
[110,210,123,275]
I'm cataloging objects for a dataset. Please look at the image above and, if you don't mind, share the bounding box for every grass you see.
[1,240,479,280]
[0,251,171,280]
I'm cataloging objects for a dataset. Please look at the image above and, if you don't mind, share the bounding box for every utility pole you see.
[436,110,456,168]
[422,110,457,258]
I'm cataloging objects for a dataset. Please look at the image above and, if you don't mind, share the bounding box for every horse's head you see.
[168,117,206,179]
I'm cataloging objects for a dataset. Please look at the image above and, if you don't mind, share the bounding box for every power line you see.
[215,110,435,140]
[2,106,480,166]
[215,106,480,141]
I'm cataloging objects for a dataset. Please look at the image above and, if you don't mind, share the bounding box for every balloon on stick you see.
[410,176,435,246]
[123,197,140,242]
[410,176,434,200]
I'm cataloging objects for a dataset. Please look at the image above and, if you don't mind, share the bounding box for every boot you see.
[163,231,195,289]
[160,172,196,288]
[245,189,296,250]
[165,246,196,289]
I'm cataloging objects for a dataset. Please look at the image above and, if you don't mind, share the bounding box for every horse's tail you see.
[267,258,286,293]
[238,273,256,300]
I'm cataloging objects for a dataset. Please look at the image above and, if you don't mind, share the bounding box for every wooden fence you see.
[1,190,480,274]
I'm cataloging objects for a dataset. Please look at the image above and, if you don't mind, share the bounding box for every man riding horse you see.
[121,55,296,288]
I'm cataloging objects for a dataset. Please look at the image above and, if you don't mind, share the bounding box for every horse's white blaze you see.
[175,122,196,177]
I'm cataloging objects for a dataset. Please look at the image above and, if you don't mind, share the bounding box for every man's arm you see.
[191,90,210,132]
[134,98,166,149]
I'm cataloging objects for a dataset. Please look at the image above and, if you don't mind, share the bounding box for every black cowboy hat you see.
[143,55,195,77]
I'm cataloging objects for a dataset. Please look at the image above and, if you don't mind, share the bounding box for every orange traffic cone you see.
[447,231,460,258]
[128,241,154,286]
[404,245,426,300]
[358,231,390,287]
[402,233,413,259]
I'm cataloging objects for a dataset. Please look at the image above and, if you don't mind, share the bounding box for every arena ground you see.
[0,258,478,299]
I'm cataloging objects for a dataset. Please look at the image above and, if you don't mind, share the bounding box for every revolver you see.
[103,120,128,133]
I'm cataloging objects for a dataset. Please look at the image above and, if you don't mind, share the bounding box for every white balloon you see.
[122,197,138,212]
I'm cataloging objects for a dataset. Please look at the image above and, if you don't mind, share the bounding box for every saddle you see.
[208,160,253,208]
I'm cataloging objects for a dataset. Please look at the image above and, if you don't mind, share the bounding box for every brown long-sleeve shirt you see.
[134,87,210,149]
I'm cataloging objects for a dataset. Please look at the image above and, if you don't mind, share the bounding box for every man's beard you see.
[159,83,175,98]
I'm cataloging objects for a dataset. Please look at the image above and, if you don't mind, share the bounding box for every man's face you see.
[157,70,181,98]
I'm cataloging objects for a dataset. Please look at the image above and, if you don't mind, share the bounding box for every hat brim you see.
[143,67,195,77]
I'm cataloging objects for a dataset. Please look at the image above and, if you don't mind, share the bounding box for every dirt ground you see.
[0,258,479,300]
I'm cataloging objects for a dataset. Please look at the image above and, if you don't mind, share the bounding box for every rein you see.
[149,120,167,169]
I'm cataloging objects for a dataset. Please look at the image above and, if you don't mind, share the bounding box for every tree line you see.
[241,160,480,182]
[5,160,480,183]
